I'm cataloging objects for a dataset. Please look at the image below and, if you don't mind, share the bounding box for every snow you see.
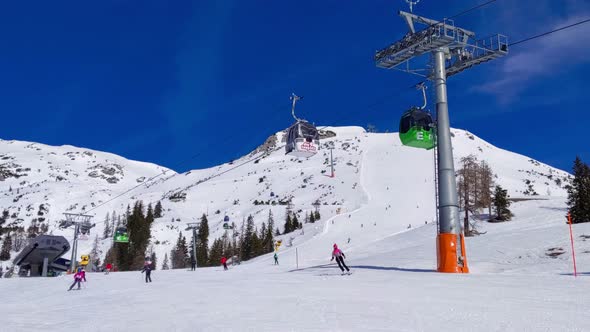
[1,127,588,331]
[0,127,571,266]
[1,197,590,331]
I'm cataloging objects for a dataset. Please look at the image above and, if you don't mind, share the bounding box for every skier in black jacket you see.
[141,264,152,283]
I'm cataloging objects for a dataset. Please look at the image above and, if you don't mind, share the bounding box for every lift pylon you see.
[374,2,508,273]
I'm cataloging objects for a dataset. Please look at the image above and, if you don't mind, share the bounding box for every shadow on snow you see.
[289,264,435,273]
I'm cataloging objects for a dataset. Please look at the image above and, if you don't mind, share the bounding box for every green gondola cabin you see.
[399,108,436,150]
[114,226,129,243]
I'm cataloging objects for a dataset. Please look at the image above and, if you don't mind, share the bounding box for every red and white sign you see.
[300,141,317,152]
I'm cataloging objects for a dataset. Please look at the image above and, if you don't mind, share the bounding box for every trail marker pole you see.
[296,248,299,270]
[567,213,577,278]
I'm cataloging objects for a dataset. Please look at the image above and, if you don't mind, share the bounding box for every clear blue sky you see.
[1,0,588,173]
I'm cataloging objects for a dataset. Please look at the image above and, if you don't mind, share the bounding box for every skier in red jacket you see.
[221,256,228,270]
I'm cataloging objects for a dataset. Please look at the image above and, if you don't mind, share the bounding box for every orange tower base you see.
[436,233,469,273]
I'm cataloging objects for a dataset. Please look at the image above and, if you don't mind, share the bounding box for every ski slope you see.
[1,197,589,332]
[1,127,588,331]
[0,126,574,271]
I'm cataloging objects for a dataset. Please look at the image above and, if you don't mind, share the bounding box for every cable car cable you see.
[73,0,502,219]
[80,83,414,223]
[446,0,498,20]
[509,17,590,47]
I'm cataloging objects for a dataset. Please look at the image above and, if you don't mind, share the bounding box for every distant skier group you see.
[66,241,350,292]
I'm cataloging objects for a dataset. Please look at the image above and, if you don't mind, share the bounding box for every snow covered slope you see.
[1,197,589,332]
[0,127,572,267]
[1,127,587,332]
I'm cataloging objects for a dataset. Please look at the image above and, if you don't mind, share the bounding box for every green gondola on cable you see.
[399,107,436,150]
[398,83,436,150]
[114,226,129,243]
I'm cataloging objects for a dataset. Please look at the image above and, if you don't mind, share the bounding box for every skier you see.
[68,268,85,291]
[190,256,196,271]
[79,267,87,282]
[274,252,279,265]
[331,244,350,274]
[105,263,112,275]
[141,263,152,283]
[221,256,228,271]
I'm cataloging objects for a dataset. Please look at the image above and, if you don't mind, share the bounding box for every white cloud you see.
[473,14,590,104]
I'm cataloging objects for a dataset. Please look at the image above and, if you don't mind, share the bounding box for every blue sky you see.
[1,0,588,173]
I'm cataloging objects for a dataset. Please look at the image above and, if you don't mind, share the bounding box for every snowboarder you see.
[331,244,350,274]
[68,268,85,291]
[221,256,228,270]
[105,263,112,275]
[274,252,279,265]
[190,256,196,271]
[141,263,152,283]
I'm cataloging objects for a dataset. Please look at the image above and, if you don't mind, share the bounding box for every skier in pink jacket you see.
[331,244,350,273]
[68,268,85,291]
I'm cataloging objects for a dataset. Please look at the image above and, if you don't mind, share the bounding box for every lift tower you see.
[374,4,508,273]
[59,213,95,273]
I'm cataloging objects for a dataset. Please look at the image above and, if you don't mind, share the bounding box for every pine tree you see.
[292,215,300,230]
[567,156,590,224]
[241,215,255,261]
[127,201,150,269]
[238,217,246,262]
[11,228,26,252]
[310,212,316,223]
[283,214,293,234]
[39,223,49,235]
[492,185,512,221]
[171,231,184,268]
[179,234,189,267]
[26,221,40,239]
[259,222,267,253]
[265,210,275,253]
[314,211,320,220]
[90,235,101,268]
[146,204,154,225]
[104,246,116,269]
[251,230,262,258]
[0,235,12,261]
[162,253,170,270]
[150,251,157,270]
[196,214,209,267]
[0,210,8,237]
[154,201,163,218]
[170,248,178,269]
[208,238,223,267]
[103,212,112,239]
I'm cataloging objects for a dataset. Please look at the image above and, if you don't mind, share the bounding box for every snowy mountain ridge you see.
[0,127,572,267]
